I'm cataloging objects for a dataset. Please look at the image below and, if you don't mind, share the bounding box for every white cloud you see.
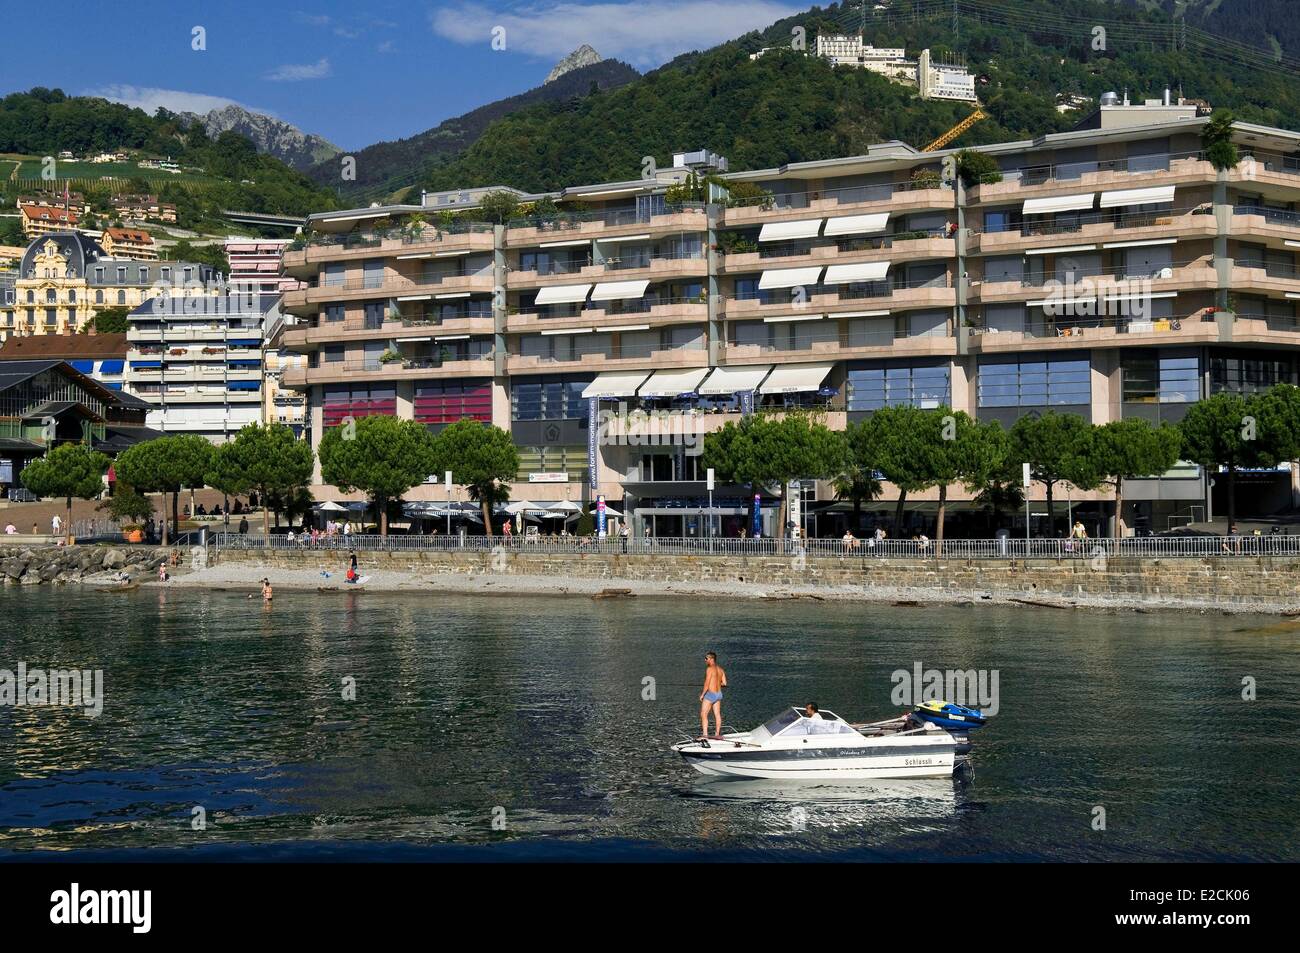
[85,84,276,118]
[430,0,800,65]
[377,40,396,54]
[265,58,333,81]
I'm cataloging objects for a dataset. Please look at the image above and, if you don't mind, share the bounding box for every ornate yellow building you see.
[0,232,218,341]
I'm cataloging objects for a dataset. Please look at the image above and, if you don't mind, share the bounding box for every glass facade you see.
[978,357,1091,408]
[1209,351,1298,395]
[414,382,493,424]
[510,375,593,421]
[1122,352,1199,403]
[847,363,951,410]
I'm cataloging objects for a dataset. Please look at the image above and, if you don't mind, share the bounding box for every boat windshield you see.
[759,709,802,736]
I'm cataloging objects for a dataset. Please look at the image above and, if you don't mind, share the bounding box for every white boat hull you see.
[675,731,957,781]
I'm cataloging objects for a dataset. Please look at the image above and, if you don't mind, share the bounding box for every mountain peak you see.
[545,44,603,84]
[187,104,341,171]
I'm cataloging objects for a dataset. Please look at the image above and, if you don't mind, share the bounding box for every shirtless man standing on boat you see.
[699,652,727,739]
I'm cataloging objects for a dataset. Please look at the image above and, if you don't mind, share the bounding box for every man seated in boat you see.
[803,702,836,732]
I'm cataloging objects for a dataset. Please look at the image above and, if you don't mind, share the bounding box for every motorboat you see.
[671,707,959,781]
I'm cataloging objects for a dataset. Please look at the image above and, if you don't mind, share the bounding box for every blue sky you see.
[0,0,799,150]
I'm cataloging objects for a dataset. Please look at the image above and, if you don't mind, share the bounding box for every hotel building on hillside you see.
[100,227,158,260]
[0,233,219,342]
[124,291,277,443]
[279,106,1300,537]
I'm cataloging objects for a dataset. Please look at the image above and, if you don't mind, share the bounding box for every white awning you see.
[581,370,651,398]
[758,362,835,394]
[590,279,650,301]
[697,365,772,396]
[759,266,823,289]
[534,284,591,305]
[594,233,651,244]
[1099,185,1176,208]
[1024,244,1097,256]
[539,238,591,248]
[1022,193,1095,215]
[758,218,823,242]
[823,261,890,284]
[822,212,890,236]
[637,367,712,398]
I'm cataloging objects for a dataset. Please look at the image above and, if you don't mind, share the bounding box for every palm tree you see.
[832,464,882,534]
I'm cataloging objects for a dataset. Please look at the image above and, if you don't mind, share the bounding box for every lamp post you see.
[445,470,452,537]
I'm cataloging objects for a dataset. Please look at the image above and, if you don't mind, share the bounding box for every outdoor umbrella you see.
[315,502,348,512]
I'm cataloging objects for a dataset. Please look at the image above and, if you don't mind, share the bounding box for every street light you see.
[445,470,452,537]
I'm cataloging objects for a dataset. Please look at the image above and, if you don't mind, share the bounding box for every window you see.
[44,308,57,326]
[161,267,171,281]
[978,357,1091,408]
[95,290,104,304]
[323,344,345,364]
[45,288,56,303]
[517,445,588,482]
[323,264,345,287]
[25,290,33,304]
[1209,351,1297,395]
[116,267,127,282]
[363,259,384,289]
[67,289,76,303]
[415,382,492,424]
[363,301,386,329]
[324,304,345,323]
[1122,352,1199,404]
[510,375,592,420]
[847,363,951,411]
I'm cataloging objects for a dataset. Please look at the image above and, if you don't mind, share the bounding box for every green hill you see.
[417,0,1300,194]
[0,88,337,233]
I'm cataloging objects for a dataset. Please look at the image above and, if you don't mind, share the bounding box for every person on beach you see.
[262,578,273,602]
[346,550,359,583]
[158,562,168,583]
[699,651,727,739]
[4,523,15,535]
[52,514,61,536]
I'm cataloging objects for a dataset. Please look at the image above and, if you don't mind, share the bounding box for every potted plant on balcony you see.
[405,213,427,239]
[911,167,942,189]
[379,349,402,364]
[954,150,1002,188]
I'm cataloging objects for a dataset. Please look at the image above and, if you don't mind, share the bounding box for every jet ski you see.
[911,700,988,732]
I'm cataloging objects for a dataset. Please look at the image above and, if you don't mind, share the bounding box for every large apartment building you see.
[124,291,276,443]
[279,106,1300,536]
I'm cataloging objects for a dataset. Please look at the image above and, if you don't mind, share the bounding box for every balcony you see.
[1228,151,1300,191]
[1230,205,1300,242]
[969,152,1216,203]
[505,204,706,245]
[280,222,495,276]
[973,206,1217,254]
[721,231,955,272]
[506,297,707,333]
[721,180,952,228]
[507,343,708,374]
[507,252,707,289]
[1232,261,1300,295]
[284,355,495,387]
[281,272,494,314]
[968,310,1245,354]
[971,262,1218,306]
[723,274,955,319]
[721,324,956,364]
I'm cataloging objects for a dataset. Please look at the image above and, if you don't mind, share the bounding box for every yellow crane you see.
[921,106,987,152]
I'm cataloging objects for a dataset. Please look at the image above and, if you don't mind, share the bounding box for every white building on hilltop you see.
[753,34,978,104]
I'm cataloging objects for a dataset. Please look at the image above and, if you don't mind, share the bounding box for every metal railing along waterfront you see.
[211,533,1300,559]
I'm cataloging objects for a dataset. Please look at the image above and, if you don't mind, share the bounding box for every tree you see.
[1010,412,1101,537]
[82,306,130,335]
[19,443,109,543]
[431,419,521,537]
[1092,419,1181,536]
[210,423,313,530]
[954,149,1002,188]
[319,415,438,536]
[1253,383,1300,466]
[702,413,846,538]
[1178,392,1265,529]
[97,484,155,526]
[859,405,937,535]
[1202,110,1239,172]
[477,190,520,225]
[114,435,214,544]
[935,414,1009,553]
[834,421,882,533]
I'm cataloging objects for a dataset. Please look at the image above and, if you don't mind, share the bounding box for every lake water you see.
[1,587,1297,861]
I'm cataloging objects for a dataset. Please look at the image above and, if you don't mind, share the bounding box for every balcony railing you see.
[975,260,1207,288]
[1233,205,1300,227]
[978,150,1209,186]
[291,221,494,251]
[510,295,708,320]
[977,204,1212,239]
[724,178,950,210]
[512,342,707,364]
[507,202,705,232]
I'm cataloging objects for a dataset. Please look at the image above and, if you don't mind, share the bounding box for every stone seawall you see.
[213,547,1300,611]
[1,545,169,585]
